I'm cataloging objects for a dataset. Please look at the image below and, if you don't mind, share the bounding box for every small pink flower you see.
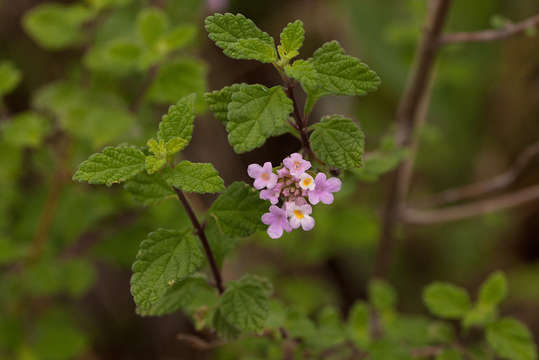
[298,173,315,191]
[286,202,315,231]
[277,167,289,177]
[308,173,341,205]
[260,183,281,204]
[248,162,277,190]
[283,153,311,178]
[261,205,292,239]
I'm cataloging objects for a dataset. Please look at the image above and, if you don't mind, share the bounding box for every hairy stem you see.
[173,187,224,294]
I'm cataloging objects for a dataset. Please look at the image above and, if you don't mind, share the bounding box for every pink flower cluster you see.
[247,153,342,239]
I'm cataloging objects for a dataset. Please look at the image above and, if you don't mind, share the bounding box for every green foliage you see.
[486,318,537,360]
[155,93,195,149]
[165,161,225,194]
[353,146,408,182]
[208,182,267,237]
[124,172,175,206]
[73,145,146,186]
[23,3,95,50]
[310,115,365,169]
[86,0,132,10]
[204,84,243,124]
[285,41,380,113]
[436,349,462,360]
[205,13,277,63]
[479,271,508,306]
[348,301,371,347]
[130,228,204,314]
[137,7,169,48]
[423,282,471,319]
[1,112,50,148]
[205,217,240,269]
[278,20,305,62]
[0,61,22,97]
[369,278,397,311]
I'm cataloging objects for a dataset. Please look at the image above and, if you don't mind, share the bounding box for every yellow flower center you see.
[261,173,270,181]
[302,178,311,186]
[293,209,304,219]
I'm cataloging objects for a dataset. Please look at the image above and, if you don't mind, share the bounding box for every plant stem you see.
[173,186,224,294]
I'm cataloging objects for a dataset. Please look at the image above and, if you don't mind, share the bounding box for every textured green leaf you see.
[2,112,50,148]
[369,278,397,311]
[73,145,146,186]
[0,61,22,97]
[487,318,537,360]
[165,161,224,194]
[227,84,292,153]
[278,20,304,60]
[310,115,365,169]
[148,59,207,106]
[131,228,204,314]
[204,84,243,124]
[137,7,169,48]
[156,93,196,146]
[220,275,272,332]
[205,13,277,63]
[479,271,508,307]
[436,349,462,360]
[423,282,471,319]
[212,307,242,340]
[124,171,175,206]
[23,3,95,49]
[145,154,167,174]
[285,41,380,113]
[208,181,267,237]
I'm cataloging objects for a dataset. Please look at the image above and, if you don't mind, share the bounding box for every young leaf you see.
[131,228,204,314]
[348,301,371,348]
[124,172,175,206]
[227,84,293,153]
[279,20,305,61]
[156,93,196,150]
[486,318,537,360]
[220,275,272,332]
[479,271,508,307]
[156,25,197,54]
[0,61,22,97]
[369,278,397,311]
[310,115,365,169]
[205,13,277,63]
[137,7,169,48]
[204,84,243,124]
[208,181,267,237]
[423,282,471,319]
[165,161,225,194]
[285,41,380,113]
[73,145,146,186]
[2,112,50,148]
[145,154,167,174]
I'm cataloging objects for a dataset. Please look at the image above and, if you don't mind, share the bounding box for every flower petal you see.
[267,224,284,239]
[289,216,301,229]
[308,191,320,205]
[326,177,342,193]
[247,163,262,178]
[261,212,274,225]
[319,192,334,205]
[301,215,315,231]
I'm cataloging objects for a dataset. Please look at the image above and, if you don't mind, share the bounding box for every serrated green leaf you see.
[208,181,267,237]
[310,115,365,169]
[156,93,195,146]
[145,154,167,174]
[0,61,22,97]
[131,228,204,314]
[227,84,292,153]
[124,171,174,206]
[73,145,146,186]
[23,3,95,50]
[165,161,224,194]
[1,112,50,148]
[204,84,243,124]
[423,282,471,319]
[148,59,207,106]
[212,307,242,340]
[278,20,304,60]
[487,318,537,360]
[369,278,397,311]
[479,271,508,307]
[205,13,277,63]
[285,40,380,114]
[348,301,371,348]
[137,7,169,48]
[220,274,272,332]
[436,349,462,360]
[206,217,240,269]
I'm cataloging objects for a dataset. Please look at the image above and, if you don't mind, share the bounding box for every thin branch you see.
[173,186,224,294]
[421,141,539,207]
[375,0,453,278]
[176,333,225,350]
[402,183,539,224]
[440,13,539,45]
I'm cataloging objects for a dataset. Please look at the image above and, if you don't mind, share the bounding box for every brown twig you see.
[176,333,225,350]
[375,0,453,278]
[173,187,225,294]
[440,13,539,45]
[402,184,539,224]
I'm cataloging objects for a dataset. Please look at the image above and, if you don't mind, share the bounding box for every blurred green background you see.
[0,0,538,358]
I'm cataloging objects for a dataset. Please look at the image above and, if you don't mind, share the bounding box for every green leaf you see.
[487,318,537,360]
[462,304,497,328]
[285,41,380,114]
[137,7,169,48]
[131,228,204,314]
[85,0,132,10]
[148,59,207,106]
[156,93,196,147]
[23,3,95,49]
[205,13,277,63]
[212,307,242,340]
[63,259,96,298]
[124,171,175,206]
[156,24,197,53]
[436,349,462,360]
[73,145,146,186]
[204,84,243,124]
[428,321,456,344]
[145,154,167,174]
[220,274,272,332]
[0,61,22,97]
[227,84,293,153]
[369,278,397,311]
[310,115,365,169]
[348,301,371,348]
[165,161,225,194]
[206,217,240,269]
[2,112,50,148]
[85,39,144,74]
[479,271,508,307]
[353,147,408,182]
[423,282,471,319]
[278,20,304,61]
[208,181,267,237]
